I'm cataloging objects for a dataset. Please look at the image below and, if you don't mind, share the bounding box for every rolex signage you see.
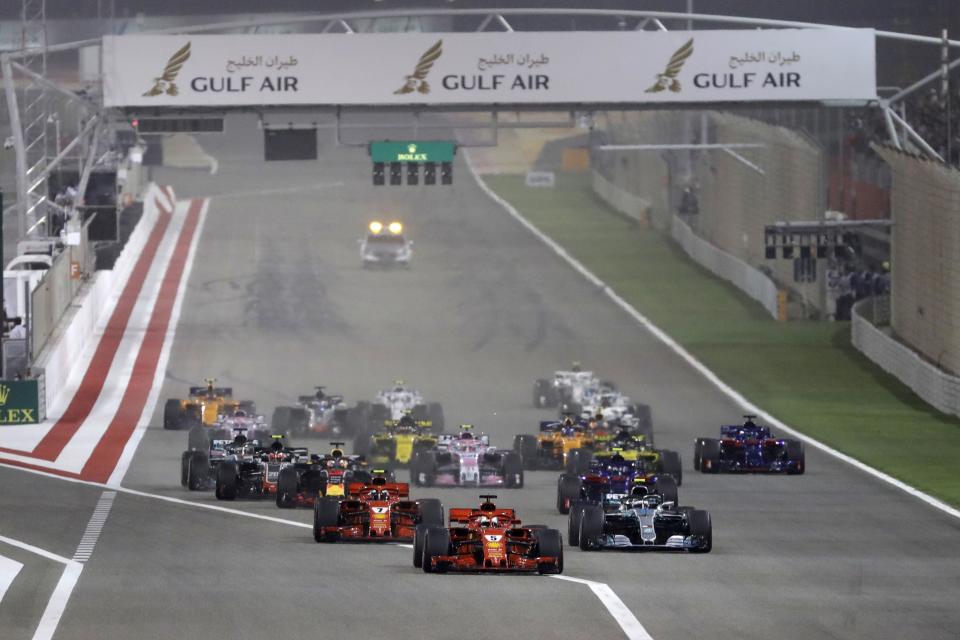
[103,29,876,108]
[0,380,41,425]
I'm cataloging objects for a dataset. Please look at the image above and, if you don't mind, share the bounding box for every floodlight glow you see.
[369,221,383,233]
[388,222,403,234]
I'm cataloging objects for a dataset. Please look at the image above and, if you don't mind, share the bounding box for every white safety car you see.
[360,220,412,268]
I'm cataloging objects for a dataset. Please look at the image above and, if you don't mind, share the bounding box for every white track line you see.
[1,461,645,639]
[465,151,960,522]
[71,492,117,563]
[32,562,83,640]
[0,555,24,604]
[0,531,83,640]
[551,575,653,640]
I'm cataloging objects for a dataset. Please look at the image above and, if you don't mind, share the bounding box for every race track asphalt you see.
[2,113,959,639]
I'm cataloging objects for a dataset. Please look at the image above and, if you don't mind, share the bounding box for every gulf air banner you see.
[102,29,876,107]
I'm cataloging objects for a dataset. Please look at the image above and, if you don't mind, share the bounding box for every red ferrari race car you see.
[312,477,443,543]
[413,495,563,574]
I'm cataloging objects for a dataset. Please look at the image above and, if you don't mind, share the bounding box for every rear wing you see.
[347,481,410,498]
[539,421,560,432]
[384,419,433,428]
[190,386,233,397]
[448,507,517,525]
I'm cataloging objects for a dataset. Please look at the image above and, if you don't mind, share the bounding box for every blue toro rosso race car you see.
[556,453,679,514]
[694,416,805,474]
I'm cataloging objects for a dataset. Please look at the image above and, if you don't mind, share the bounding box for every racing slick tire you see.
[186,451,208,491]
[276,467,299,508]
[417,498,444,527]
[632,404,653,435]
[187,425,208,451]
[249,429,271,447]
[367,404,390,431]
[353,433,372,457]
[557,474,582,514]
[513,435,539,470]
[411,451,436,487]
[422,527,450,574]
[565,448,593,476]
[347,402,369,435]
[313,497,342,543]
[164,399,185,430]
[655,474,679,507]
[535,529,564,574]
[687,509,713,553]
[693,438,705,471]
[271,407,291,434]
[533,379,557,408]
[413,524,430,568]
[568,502,585,546]
[578,504,605,551]
[785,440,805,475]
[350,470,373,485]
[427,403,445,432]
[660,450,683,486]
[503,452,524,488]
[700,438,721,474]
[215,461,238,501]
[180,451,191,487]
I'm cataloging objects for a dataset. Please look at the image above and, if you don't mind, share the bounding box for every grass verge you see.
[484,172,960,508]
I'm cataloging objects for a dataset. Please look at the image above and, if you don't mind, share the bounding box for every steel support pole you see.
[75,119,103,208]
[887,108,944,161]
[27,114,100,192]
[882,105,902,149]
[2,55,29,238]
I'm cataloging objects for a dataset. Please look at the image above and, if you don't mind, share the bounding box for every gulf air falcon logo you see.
[394,40,443,95]
[143,41,192,97]
[645,38,694,93]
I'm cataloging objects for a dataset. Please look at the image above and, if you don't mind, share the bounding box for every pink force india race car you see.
[410,425,524,488]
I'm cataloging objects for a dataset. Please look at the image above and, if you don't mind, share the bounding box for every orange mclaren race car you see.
[312,477,443,543]
[413,495,563,574]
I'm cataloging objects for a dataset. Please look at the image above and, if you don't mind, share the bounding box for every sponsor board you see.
[0,380,40,425]
[525,171,556,187]
[103,30,876,107]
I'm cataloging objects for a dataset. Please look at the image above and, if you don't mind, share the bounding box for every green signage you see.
[0,379,41,425]
[370,141,456,163]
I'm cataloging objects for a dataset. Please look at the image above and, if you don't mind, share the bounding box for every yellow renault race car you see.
[512,417,596,470]
[360,414,439,469]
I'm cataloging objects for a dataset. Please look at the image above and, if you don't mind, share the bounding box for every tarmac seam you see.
[465,151,960,522]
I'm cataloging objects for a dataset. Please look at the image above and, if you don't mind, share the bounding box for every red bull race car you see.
[413,495,563,574]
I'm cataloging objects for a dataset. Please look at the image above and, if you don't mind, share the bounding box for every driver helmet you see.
[459,431,473,440]
[270,440,283,453]
[233,434,247,446]
[562,416,574,428]
[478,516,490,527]
[234,410,247,418]
[572,361,582,372]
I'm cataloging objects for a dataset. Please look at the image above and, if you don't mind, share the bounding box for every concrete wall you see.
[34,184,174,415]
[592,171,651,226]
[875,146,960,375]
[594,111,825,316]
[695,113,824,313]
[852,297,960,416]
